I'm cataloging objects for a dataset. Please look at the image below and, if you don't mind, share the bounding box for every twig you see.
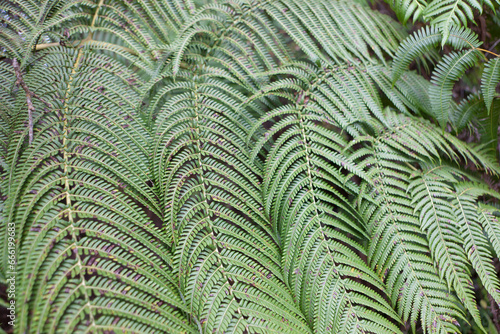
[12,59,51,145]
[488,293,500,333]
[489,39,500,52]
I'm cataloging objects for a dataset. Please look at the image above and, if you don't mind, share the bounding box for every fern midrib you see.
[419,170,483,326]
[421,170,466,287]
[370,146,450,329]
[453,189,500,304]
[291,75,364,330]
[61,45,97,332]
[42,3,105,330]
[184,79,248,330]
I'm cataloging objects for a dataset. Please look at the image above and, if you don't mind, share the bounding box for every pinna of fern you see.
[245,55,500,332]
[383,0,498,45]
[392,23,500,156]
[4,46,198,333]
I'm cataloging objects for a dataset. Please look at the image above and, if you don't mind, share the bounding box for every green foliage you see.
[482,58,500,112]
[429,49,482,128]
[1,0,500,333]
[385,0,497,44]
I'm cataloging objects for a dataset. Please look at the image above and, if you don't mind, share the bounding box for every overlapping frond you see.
[450,93,482,134]
[423,0,495,45]
[409,164,484,331]
[356,118,463,333]
[384,0,497,44]
[391,25,481,84]
[5,47,194,333]
[171,0,406,77]
[2,0,500,333]
[385,0,428,25]
[245,61,403,333]
[0,0,195,71]
[368,64,432,116]
[149,66,311,333]
[430,49,482,128]
[482,58,500,113]
[354,111,500,333]
[391,20,500,135]
[451,182,500,307]
[475,99,500,154]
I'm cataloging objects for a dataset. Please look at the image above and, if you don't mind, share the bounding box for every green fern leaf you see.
[481,58,500,113]
[429,49,481,128]
[247,61,402,333]
[409,165,485,332]
[5,47,195,333]
[475,99,500,155]
[385,0,428,24]
[392,25,480,84]
[149,68,311,333]
[450,93,483,134]
[452,182,500,307]
[423,0,486,45]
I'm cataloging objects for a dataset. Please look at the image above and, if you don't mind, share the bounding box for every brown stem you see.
[12,59,51,145]
[489,293,500,333]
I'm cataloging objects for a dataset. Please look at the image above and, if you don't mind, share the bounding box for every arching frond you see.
[392,25,480,84]
[5,47,194,333]
[354,111,500,333]
[451,182,500,307]
[246,61,403,333]
[429,49,481,128]
[149,66,311,334]
[171,0,406,77]
[0,0,194,70]
[482,58,500,113]
[423,0,494,45]
[409,164,484,332]
[3,0,500,333]
[450,93,483,134]
[358,151,463,332]
[475,99,500,154]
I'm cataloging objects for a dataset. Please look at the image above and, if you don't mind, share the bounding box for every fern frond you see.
[475,99,500,154]
[149,66,311,333]
[450,93,483,134]
[482,58,500,113]
[359,151,463,333]
[429,49,481,128]
[392,25,480,84]
[247,61,402,333]
[172,0,405,76]
[385,0,428,24]
[451,182,500,307]
[6,47,194,333]
[477,203,500,261]
[3,0,500,332]
[409,164,484,332]
[369,64,434,116]
[357,111,500,331]
[0,0,193,68]
[423,0,493,45]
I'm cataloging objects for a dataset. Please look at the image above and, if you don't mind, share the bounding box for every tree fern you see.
[2,0,500,333]
[247,61,402,333]
[482,58,500,113]
[148,67,310,333]
[353,111,498,333]
[6,47,195,333]
[384,0,497,45]
[429,49,482,128]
